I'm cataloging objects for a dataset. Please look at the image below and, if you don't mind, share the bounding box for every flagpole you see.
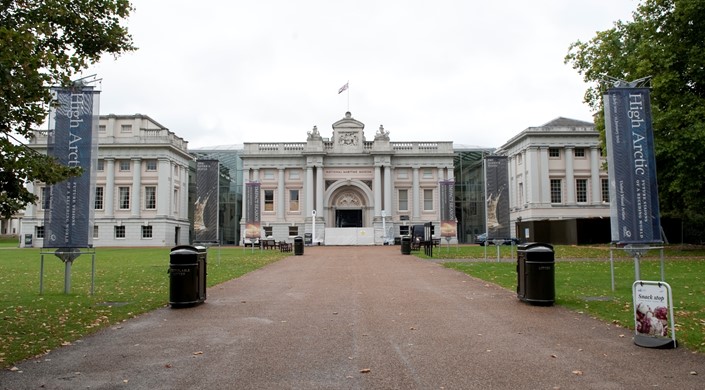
[347,80,350,111]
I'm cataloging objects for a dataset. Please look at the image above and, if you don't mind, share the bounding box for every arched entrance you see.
[329,186,369,227]
[323,181,375,245]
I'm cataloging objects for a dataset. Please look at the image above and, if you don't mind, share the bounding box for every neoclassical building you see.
[240,112,456,245]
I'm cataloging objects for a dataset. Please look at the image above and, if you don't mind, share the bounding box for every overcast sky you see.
[84,0,639,149]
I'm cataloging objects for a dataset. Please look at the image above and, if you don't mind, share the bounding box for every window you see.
[549,148,560,158]
[99,125,106,132]
[97,159,104,171]
[173,189,179,213]
[121,124,132,133]
[288,226,298,236]
[115,225,126,239]
[40,186,51,210]
[263,226,273,237]
[94,186,104,210]
[289,189,299,211]
[264,190,274,212]
[119,160,130,171]
[398,189,409,211]
[36,226,44,239]
[146,160,157,171]
[141,225,153,239]
[518,182,524,205]
[423,189,433,211]
[574,148,585,158]
[517,153,523,165]
[576,179,588,203]
[602,178,610,203]
[399,225,410,236]
[550,179,562,203]
[422,169,433,179]
[263,170,274,180]
[145,186,156,209]
[289,170,300,180]
[119,186,130,209]
[398,169,408,179]
[93,225,99,239]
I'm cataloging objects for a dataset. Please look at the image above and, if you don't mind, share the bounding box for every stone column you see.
[590,146,601,204]
[539,147,550,204]
[565,146,575,204]
[132,158,141,217]
[105,158,115,217]
[277,168,285,219]
[306,166,314,218]
[374,165,382,217]
[315,166,324,216]
[156,158,169,217]
[384,166,392,215]
[412,167,420,219]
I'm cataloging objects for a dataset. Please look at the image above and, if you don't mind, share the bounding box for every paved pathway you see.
[1,246,703,389]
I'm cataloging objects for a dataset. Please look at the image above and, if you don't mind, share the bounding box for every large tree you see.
[0,0,135,219]
[565,0,705,242]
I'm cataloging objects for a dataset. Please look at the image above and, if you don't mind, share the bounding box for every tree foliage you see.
[565,0,705,240]
[0,0,135,219]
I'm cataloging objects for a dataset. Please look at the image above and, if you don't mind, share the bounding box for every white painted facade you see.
[21,114,192,247]
[240,112,456,245]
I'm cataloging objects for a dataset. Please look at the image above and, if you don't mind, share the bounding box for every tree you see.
[565,0,705,242]
[0,0,135,219]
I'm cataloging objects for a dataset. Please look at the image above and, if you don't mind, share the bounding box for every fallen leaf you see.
[550,354,557,358]
[193,351,203,355]
[9,366,19,371]
[689,371,697,376]
[165,364,172,368]
[618,334,625,338]
[123,379,128,383]
[572,370,583,376]
[360,368,371,373]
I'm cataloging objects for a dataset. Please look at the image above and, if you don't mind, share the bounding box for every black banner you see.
[605,87,661,243]
[485,156,510,239]
[194,159,219,243]
[439,180,457,238]
[245,182,261,239]
[44,87,99,248]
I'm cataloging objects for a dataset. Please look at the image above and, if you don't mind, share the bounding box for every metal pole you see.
[64,260,72,294]
[39,253,45,294]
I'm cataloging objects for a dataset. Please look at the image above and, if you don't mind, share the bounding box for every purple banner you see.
[44,87,99,248]
[194,159,219,243]
[245,182,261,239]
[439,180,457,238]
[605,88,661,243]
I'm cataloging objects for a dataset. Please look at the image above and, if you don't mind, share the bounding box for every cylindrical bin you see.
[169,245,207,307]
[294,236,304,255]
[401,236,411,255]
[517,243,554,306]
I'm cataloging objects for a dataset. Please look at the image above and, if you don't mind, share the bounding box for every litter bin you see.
[169,245,207,307]
[401,236,411,255]
[517,243,554,306]
[294,236,304,255]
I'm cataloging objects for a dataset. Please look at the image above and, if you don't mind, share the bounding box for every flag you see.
[338,82,348,94]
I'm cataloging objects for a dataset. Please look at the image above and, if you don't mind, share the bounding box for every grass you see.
[439,245,705,354]
[0,246,288,368]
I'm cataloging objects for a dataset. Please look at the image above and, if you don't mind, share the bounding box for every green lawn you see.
[440,245,705,354]
[0,246,288,368]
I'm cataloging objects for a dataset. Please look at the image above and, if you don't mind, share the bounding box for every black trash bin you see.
[294,236,304,255]
[517,243,554,306]
[401,236,411,255]
[169,245,207,307]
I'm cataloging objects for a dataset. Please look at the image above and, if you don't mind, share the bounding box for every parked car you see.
[475,233,519,246]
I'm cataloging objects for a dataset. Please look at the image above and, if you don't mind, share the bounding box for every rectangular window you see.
[518,182,524,205]
[289,170,300,180]
[146,159,157,171]
[264,190,274,212]
[141,225,153,239]
[121,124,132,133]
[422,169,433,179]
[40,186,51,210]
[36,226,44,239]
[398,169,408,179]
[399,225,410,236]
[549,148,560,158]
[574,148,585,158]
[423,189,433,211]
[288,226,298,236]
[99,125,106,132]
[115,225,126,239]
[263,226,273,237]
[94,186,104,210]
[119,160,130,171]
[602,178,610,203]
[93,225,99,239]
[517,154,523,165]
[576,179,588,203]
[550,179,562,203]
[289,189,299,211]
[97,159,104,171]
[119,186,130,209]
[398,189,409,211]
[173,189,179,213]
[145,186,157,209]
[263,170,274,180]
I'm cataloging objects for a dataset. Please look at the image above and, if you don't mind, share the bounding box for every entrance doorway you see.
[336,209,362,227]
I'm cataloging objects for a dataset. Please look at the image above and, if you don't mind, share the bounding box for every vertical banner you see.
[194,159,220,243]
[44,87,99,248]
[439,180,457,238]
[484,156,510,239]
[244,182,261,240]
[605,88,661,244]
